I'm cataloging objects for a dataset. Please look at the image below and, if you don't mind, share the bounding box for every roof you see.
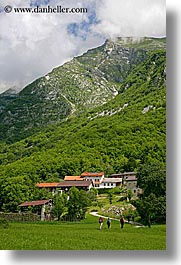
[19,200,51,207]
[57,180,92,188]
[103,178,122,183]
[110,172,136,177]
[81,171,104,177]
[64,176,82,181]
[125,176,137,181]
[36,183,60,188]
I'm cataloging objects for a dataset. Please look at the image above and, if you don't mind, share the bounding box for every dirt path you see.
[90,211,145,227]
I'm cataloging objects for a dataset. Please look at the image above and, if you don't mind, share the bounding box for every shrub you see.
[118,196,127,202]
[0,218,9,228]
[97,188,114,195]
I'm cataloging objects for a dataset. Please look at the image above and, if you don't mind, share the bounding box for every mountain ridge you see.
[0,37,166,143]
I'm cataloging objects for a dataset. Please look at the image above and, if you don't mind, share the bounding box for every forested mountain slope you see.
[0,37,165,142]
[0,48,166,211]
[0,88,18,114]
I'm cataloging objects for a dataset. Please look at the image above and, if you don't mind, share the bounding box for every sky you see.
[0,0,166,93]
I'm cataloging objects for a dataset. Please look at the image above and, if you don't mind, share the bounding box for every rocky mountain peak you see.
[0,37,166,142]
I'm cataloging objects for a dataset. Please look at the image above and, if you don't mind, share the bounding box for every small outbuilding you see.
[19,199,52,221]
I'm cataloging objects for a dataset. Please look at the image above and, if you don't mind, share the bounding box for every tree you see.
[51,193,68,221]
[67,187,80,220]
[107,190,113,204]
[137,162,166,197]
[77,190,89,220]
[67,187,90,220]
[127,189,133,201]
[134,193,157,227]
[134,162,166,226]
[31,187,51,201]
[1,176,31,212]
[87,189,97,205]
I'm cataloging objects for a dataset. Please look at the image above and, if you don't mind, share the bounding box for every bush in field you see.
[0,218,9,228]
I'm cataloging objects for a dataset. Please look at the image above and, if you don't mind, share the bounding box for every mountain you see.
[0,47,166,211]
[0,87,19,114]
[0,49,166,173]
[0,37,166,142]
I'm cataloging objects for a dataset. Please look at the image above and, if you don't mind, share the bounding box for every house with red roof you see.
[36,182,60,195]
[81,172,105,188]
[36,179,92,195]
[64,176,82,181]
[80,172,122,189]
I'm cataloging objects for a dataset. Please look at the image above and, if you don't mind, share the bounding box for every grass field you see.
[0,214,166,250]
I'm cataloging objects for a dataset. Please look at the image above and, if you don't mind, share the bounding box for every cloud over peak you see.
[0,0,166,93]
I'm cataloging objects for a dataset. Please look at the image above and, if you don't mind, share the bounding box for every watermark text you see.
[4,5,88,14]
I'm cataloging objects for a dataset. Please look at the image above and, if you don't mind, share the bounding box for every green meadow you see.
[0,214,166,250]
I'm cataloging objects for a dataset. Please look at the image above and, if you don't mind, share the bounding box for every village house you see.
[110,171,136,182]
[124,175,142,195]
[36,182,59,195]
[36,179,92,194]
[80,172,122,189]
[124,175,137,190]
[56,180,92,192]
[64,176,82,181]
[101,178,122,189]
[110,172,142,195]
[80,172,104,188]
[35,171,141,194]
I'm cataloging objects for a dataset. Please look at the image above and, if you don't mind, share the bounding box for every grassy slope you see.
[0,214,166,250]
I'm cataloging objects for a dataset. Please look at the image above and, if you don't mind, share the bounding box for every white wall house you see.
[81,172,122,189]
[81,172,104,188]
[100,178,122,189]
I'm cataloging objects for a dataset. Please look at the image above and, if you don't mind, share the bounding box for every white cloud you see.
[93,0,166,38]
[0,0,166,93]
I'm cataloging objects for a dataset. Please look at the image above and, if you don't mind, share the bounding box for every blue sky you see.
[30,0,51,6]
[67,11,100,40]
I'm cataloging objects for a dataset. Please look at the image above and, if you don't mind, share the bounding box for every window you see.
[111,183,113,186]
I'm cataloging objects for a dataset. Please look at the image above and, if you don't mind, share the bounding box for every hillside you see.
[0,47,166,211]
[0,88,18,114]
[0,37,166,142]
